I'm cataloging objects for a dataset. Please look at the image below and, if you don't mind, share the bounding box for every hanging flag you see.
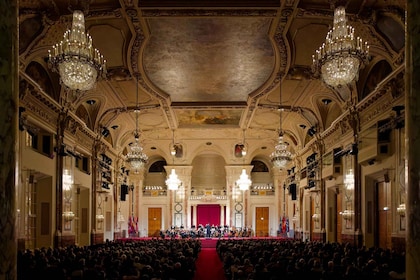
[282,216,286,233]
[128,215,132,235]
[134,216,138,234]
[279,217,283,233]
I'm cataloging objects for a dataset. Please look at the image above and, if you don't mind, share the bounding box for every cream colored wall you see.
[20,134,56,249]
[249,196,277,236]
[36,176,53,248]
[139,196,169,237]
[77,187,90,246]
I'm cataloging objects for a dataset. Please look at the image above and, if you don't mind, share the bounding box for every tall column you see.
[0,0,18,278]
[272,168,282,235]
[347,105,362,247]
[406,1,420,279]
[54,111,66,247]
[220,204,225,227]
[164,165,192,227]
[91,140,106,244]
[192,205,197,228]
[225,166,252,228]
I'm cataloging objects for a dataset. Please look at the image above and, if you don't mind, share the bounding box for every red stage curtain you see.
[197,205,221,226]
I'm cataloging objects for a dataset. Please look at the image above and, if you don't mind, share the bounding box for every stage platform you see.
[117,236,293,246]
[116,236,293,241]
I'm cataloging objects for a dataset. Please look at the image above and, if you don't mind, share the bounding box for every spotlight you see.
[322,98,332,105]
[349,143,358,155]
[307,127,316,137]
[101,127,110,137]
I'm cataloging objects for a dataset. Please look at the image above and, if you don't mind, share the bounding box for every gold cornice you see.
[297,65,404,158]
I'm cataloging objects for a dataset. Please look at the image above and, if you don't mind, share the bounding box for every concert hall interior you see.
[2,0,420,278]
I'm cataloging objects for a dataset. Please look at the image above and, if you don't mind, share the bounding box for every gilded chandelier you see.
[48,10,106,91]
[312,6,369,87]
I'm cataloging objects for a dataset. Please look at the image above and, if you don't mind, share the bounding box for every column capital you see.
[225,165,253,176]
[164,165,193,176]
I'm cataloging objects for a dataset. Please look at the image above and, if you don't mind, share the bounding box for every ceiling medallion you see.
[312,6,369,87]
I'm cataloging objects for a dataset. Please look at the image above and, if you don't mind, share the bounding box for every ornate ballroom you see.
[3,0,420,278]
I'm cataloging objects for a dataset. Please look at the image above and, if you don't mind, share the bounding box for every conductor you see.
[206,223,211,238]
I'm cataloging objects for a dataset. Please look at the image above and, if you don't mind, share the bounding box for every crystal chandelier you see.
[270,83,292,169]
[236,169,252,191]
[271,134,292,168]
[126,77,148,173]
[126,135,148,173]
[48,10,106,91]
[312,6,369,87]
[166,169,182,191]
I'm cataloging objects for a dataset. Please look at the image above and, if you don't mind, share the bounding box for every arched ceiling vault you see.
[19,0,405,166]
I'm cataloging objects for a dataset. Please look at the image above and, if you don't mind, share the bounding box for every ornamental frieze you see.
[23,99,57,128]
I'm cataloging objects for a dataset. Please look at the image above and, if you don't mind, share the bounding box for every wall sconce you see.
[344,169,354,190]
[96,214,105,223]
[397,203,406,216]
[342,210,354,220]
[63,211,75,222]
[312,213,320,222]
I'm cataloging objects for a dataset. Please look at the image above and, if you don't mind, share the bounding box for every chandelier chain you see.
[270,81,292,169]
[126,75,148,173]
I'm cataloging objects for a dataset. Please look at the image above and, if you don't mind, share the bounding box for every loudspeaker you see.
[289,183,297,200]
[120,184,128,201]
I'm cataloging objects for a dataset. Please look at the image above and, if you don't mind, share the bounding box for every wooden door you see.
[336,191,342,244]
[148,208,162,237]
[310,197,314,240]
[255,207,269,237]
[377,182,390,249]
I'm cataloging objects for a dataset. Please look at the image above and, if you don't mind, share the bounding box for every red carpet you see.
[200,238,218,248]
[193,248,226,280]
